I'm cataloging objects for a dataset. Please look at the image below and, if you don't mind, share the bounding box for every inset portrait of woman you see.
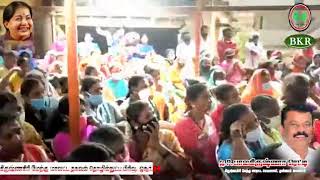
[0,1,34,54]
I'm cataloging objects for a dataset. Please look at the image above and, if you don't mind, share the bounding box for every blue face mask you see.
[88,95,103,106]
[0,56,4,66]
[44,97,59,109]
[31,98,47,110]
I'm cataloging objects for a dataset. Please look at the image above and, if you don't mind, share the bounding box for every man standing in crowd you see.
[244,32,265,69]
[200,25,213,54]
[176,31,195,79]
[78,33,101,60]
[217,28,238,63]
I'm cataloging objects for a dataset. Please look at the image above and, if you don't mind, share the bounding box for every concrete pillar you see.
[33,8,53,57]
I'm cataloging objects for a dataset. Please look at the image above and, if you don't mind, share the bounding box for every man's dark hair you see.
[84,66,97,76]
[20,78,41,97]
[283,74,310,104]
[281,104,313,126]
[222,28,232,37]
[0,113,19,130]
[251,95,277,114]
[64,143,113,180]
[185,79,201,87]
[0,92,19,110]
[181,31,190,36]
[201,25,209,32]
[89,125,126,155]
[214,84,236,102]
[80,76,100,93]
[65,143,112,162]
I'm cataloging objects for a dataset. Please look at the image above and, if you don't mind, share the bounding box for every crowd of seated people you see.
[1,1,320,179]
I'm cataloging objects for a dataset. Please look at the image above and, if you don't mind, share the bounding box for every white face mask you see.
[262,82,272,90]
[245,126,262,142]
[215,80,227,86]
[19,110,25,122]
[266,115,281,129]
[138,88,151,101]
[111,72,123,80]
[167,53,175,60]
[274,71,282,80]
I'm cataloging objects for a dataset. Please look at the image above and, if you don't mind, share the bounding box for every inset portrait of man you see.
[275,105,316,168]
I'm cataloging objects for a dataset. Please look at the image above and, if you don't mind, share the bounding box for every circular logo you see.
[289,3,311,32]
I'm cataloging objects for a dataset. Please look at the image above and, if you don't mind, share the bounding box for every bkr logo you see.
[285,3,315,49]
[289,3,311,32]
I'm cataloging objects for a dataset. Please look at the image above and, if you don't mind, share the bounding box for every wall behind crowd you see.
[128,27,179,56]
[66,26,179,56]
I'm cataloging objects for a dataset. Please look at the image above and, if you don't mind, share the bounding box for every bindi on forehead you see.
[14,8,31,15]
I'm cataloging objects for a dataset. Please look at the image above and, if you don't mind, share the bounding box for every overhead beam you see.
[202,5,320,11]
[3,5,320,13]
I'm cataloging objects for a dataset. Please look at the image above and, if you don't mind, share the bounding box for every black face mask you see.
[130,116,158,133]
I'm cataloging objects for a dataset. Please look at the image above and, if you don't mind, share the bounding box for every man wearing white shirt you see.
[275,105,316,168]
[78,33,101,59]
[200,25,212,53]
[244,33,265,69]
[176,32,195,79]
[96,27,113,48]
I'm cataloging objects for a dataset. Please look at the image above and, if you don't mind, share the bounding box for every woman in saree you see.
[241,69,280,105]
[220,48,246,85]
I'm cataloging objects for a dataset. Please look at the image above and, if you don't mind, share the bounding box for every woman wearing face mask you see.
[220,48,246,85]
[174,83,220,180]
[218,103,265,180]
[241,69,280,105]
[164,49,176,68]
[105,64,129,100]
[127,101,191,179]
[120,75,160,120]
[81,77,124,126]
[251,95,282,145]
[25,70,60,106]
[0,1,34,54]
[20,78,50,136]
